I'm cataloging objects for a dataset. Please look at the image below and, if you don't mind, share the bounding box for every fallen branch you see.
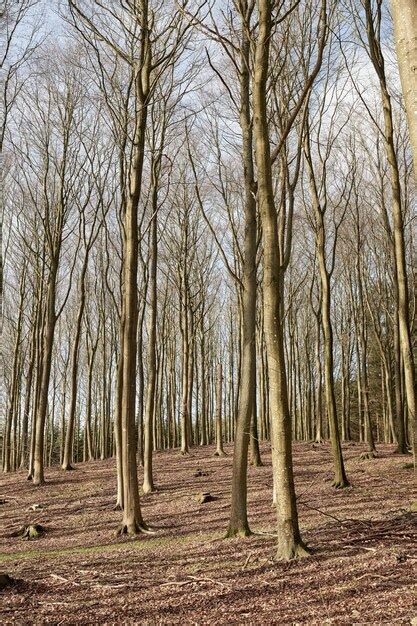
[356,573,389,580]
[343,545,377,553]
[50,574,80,585]
[160,575,226,589]
[298,501,343,524]
[242,552,252,569]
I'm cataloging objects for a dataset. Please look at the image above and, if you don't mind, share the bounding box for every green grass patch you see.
[0,531,217,564]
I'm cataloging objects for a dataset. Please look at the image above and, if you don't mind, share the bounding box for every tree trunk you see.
[304,122,349,487]
[62,263,88,470]
[390,0,417,183]
[365,0,416,462]
[180,285,190,454]
[143,181,158,493]
[20,297,37,468]
[253,0,308,560]
[118,41,150,532]
[227,7,259,536]
[3,269,25,472]
[32,260,59,486]
[214,362,226,456]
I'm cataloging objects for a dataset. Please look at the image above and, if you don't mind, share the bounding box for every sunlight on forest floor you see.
[1,443,416,624]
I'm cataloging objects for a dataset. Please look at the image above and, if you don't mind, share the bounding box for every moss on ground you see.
[0,531,217,564]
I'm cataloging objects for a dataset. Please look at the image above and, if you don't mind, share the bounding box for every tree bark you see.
[143,181,158,493]
[118,35,150,532]
[62,261,88,470]
[227,2,259,536]
[253,0,308,560]
[214,361,226,456]
[32,260,59,485]
[390,0,417,183]
[365,1,416,462]
[304,130,349,487]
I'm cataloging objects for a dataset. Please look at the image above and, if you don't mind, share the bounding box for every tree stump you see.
[0,574,13,590]
[12,524,46,540]
[194,492,216,504]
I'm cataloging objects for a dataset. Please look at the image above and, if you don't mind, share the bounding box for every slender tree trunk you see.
[228,6,259,535]
[85,332,98,462]
[365,0,416,462]
[304,127,349,488]
[62,264,88,470]
[214,362,225,457]
[143,191,158,493]
[3,269,25,472]
[393,310,407,452]
[390,0,417,183]
[118,39,150,532]
[356,252,376,457]
[136,299,145,464]
[32,260,59,485]
[20,298,37,468]
[253,0,308,560]
[180,288,190,454]
[200,333,208,445]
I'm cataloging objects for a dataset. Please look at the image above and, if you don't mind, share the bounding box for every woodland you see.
[0,0,416,623]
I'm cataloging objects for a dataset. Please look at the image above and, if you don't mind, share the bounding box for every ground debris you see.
[28,504,44,511]
[193,469,210,477]
[0,443,415,623]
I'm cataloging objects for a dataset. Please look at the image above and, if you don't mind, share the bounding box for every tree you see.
[214,361,226,456]
[253,0,310,560]
[390,0,417,183]
[302,112,350,484]
[361,0,416,462]
[61,117,105,470]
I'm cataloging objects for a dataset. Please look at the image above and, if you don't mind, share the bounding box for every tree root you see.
[225,526,252,539]
[62,464,76,471]
[117,521,156,537]
[393,447,411,455]
[113,502,123,511]
[32,478,45,486]
[214,450,227,457]
[141,485,157,495]
[275,541,311,562]
[360,451,377,460]
[332,479,350,489]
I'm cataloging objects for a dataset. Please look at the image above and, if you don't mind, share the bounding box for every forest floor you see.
[0,442,416,625]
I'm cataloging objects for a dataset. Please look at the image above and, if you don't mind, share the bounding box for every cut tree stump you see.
[0,574,13,589]
[12,524,46,540]
[194,492,216,504]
